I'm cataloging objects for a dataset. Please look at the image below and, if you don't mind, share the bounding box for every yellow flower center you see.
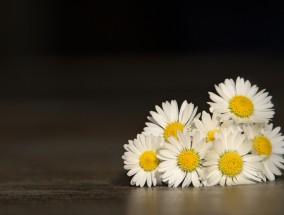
[206,129,220,143]
[253,136,272,157]
[219,152,243,177]
[229,95,254,118]
[164,122,185,141]
[178,150,200,172]
[139,151,160,171]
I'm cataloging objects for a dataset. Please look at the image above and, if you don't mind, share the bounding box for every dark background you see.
[1,4,284,99]
[2,3,284,55]
[1,3,284,214]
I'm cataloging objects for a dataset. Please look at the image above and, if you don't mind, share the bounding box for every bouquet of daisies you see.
[122,77,284,187]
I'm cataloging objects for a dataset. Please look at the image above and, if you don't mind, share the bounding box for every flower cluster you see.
[122,77,284,187]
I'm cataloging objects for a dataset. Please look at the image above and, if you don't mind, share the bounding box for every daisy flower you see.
[122,134,163,187]
[204,128,264,186]
[194,111,233,144]
[243,124,284,181]
[158,131,211,187]
[208,77,274,124]
[143,100,200,142]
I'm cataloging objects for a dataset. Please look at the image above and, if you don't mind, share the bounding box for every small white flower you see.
[194,111,233,144]
[143,100,200,142]
[204,128,264,186]
[208,77,274,124]
[158,131,210,188]
[122,134,163,187]
[243,124,284,181]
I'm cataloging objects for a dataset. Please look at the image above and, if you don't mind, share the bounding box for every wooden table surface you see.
[0,98,283,215]
[0,56,284,214]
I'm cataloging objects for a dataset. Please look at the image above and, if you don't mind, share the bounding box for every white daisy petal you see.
[267,160,282,176]
[207,171,222,186]
[226,177,233,186]
[263,162,275,181]
[270,154,284,169]
[172,100,179,122]
[139,173,147,187]
[127,166,140,176]
[192,171,201,187]
[220,175,226,186]
[181,104,194,124]
[146,173,152,187]
[235,175,255,185]
[243,154,264,162]
[155,105,169,122]
[179,100,188,122]
[161,167,178,179]
[159,150,177,159]
[182,173,192,188]
[150,111,168,128]
[272,148,284,154]
[242,170,262,182]
[159,160,177,169]
[173,170,186,187]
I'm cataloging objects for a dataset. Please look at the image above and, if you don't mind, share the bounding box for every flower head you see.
[143,100,200,142]
[243,124,284,181]
[204,128,265,186]
[194,111,233,144]
[122,134,163,187]
[158,131,210,187]
[208,77,274,124]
